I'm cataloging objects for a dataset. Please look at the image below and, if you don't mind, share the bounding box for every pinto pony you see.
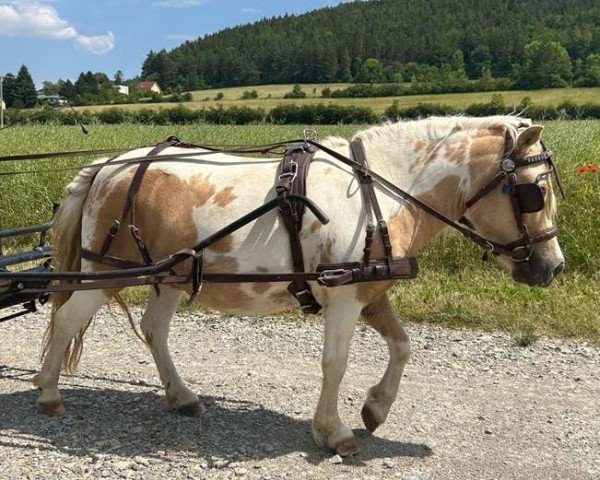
[35,116,564,456]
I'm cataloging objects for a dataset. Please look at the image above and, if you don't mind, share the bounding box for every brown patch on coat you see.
[361,294,410,344]
[269,289,292,303]
[387,176,462,257]
[412,140,425,152]
[319,238,335,263]
[204,255,239,272]
[310,220,322,233]
[408,141,444,173]
[190,255,252,310]
[355,280,394,305]
[189,175,216,206]
[213,186,236,207]
[468,134,504,164]
[86,169,214,271]
[444,142,467,163]
[252,282,272,294]
[197,283,252,310]
[208,235,234,254]
[256,266,269,273]
[85,169,256,311]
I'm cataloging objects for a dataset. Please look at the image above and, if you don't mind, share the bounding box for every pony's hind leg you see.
[360,293,410,432]
[312,292,363,456]
[141,286,204,416]
[35,290,108,415]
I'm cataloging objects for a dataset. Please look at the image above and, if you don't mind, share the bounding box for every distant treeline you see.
[5,98,600,127]
[141,0,600,91]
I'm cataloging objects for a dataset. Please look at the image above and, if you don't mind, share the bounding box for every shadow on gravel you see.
[0,373,432,466]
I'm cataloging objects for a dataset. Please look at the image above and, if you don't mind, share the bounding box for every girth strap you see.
[276,144,321,314]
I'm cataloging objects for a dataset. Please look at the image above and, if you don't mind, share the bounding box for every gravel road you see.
[1,305,598,480]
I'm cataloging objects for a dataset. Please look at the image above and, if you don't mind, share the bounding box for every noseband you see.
[459,141,564,262]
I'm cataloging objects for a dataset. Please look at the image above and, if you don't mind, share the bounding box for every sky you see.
[0,0,353,85]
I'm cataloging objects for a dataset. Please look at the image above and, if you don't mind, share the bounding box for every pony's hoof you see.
[361,404,381,432]
[335,437,360,457]
[177,402,206,417]
[38,401,66,416]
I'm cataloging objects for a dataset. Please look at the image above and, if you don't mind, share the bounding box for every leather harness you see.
[80,136,418,313]
[5,132,559,309]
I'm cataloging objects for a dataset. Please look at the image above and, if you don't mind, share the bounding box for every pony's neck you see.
[356,128,472,257]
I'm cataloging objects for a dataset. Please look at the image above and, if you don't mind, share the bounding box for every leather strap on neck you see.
[351,139,394,269]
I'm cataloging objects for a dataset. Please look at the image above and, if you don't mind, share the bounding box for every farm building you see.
[135,81,161,94]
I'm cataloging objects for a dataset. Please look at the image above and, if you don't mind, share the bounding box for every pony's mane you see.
[353,115,530,146]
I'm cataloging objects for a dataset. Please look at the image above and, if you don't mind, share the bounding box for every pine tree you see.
[15,65,37,108]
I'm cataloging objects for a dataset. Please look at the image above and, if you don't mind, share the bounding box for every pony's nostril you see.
[554,262,565,276]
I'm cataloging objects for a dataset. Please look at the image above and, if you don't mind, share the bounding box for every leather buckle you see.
[278,160,298,182]
[317,269,353,286]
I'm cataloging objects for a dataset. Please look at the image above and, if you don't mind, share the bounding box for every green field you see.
[0,122,598,341]
[76,84,600,115]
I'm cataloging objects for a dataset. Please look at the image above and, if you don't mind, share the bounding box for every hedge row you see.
[328,78,514,98]
[5,99,600,126]
[384,100,600,121]
[4,104,376,126]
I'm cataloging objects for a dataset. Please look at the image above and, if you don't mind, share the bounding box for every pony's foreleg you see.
[312,291,362,456]
[140,286,204,416]
[35,290,108,415]
[360,293,410,432]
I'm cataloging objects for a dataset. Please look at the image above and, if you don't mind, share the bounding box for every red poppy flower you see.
[589,165,599,173]
[578,166,587,173]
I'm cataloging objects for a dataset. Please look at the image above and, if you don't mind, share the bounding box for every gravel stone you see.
[0,305,598,479]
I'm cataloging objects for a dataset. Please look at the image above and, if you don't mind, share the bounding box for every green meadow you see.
[0,122,598,340]
[76,84,600,115]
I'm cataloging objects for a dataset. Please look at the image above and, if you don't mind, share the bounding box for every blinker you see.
[515,183,545,213]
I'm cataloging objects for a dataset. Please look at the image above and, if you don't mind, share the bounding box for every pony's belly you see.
[178,282,298,315]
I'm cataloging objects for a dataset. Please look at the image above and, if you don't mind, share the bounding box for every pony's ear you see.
[516,125,544,152]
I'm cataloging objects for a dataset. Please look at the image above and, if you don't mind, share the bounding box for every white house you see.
[114,85,129,95]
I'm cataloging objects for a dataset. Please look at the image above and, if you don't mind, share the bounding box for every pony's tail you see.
[42,161,105,373]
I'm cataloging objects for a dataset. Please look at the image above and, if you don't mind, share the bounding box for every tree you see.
[450,49,467,80]
[58,80,76,101]
[357,58,382,84]
[468,45,492,79]
[113,70,124,85]
[1,73,17,108]
[576,53,600,86]
[337,48,352,82]
[14,65,37,108]
[515,40,572,89]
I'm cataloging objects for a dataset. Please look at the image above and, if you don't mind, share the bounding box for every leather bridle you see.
[458,141,564,262]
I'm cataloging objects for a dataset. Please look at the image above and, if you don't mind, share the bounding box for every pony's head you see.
[461,123,564,287]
